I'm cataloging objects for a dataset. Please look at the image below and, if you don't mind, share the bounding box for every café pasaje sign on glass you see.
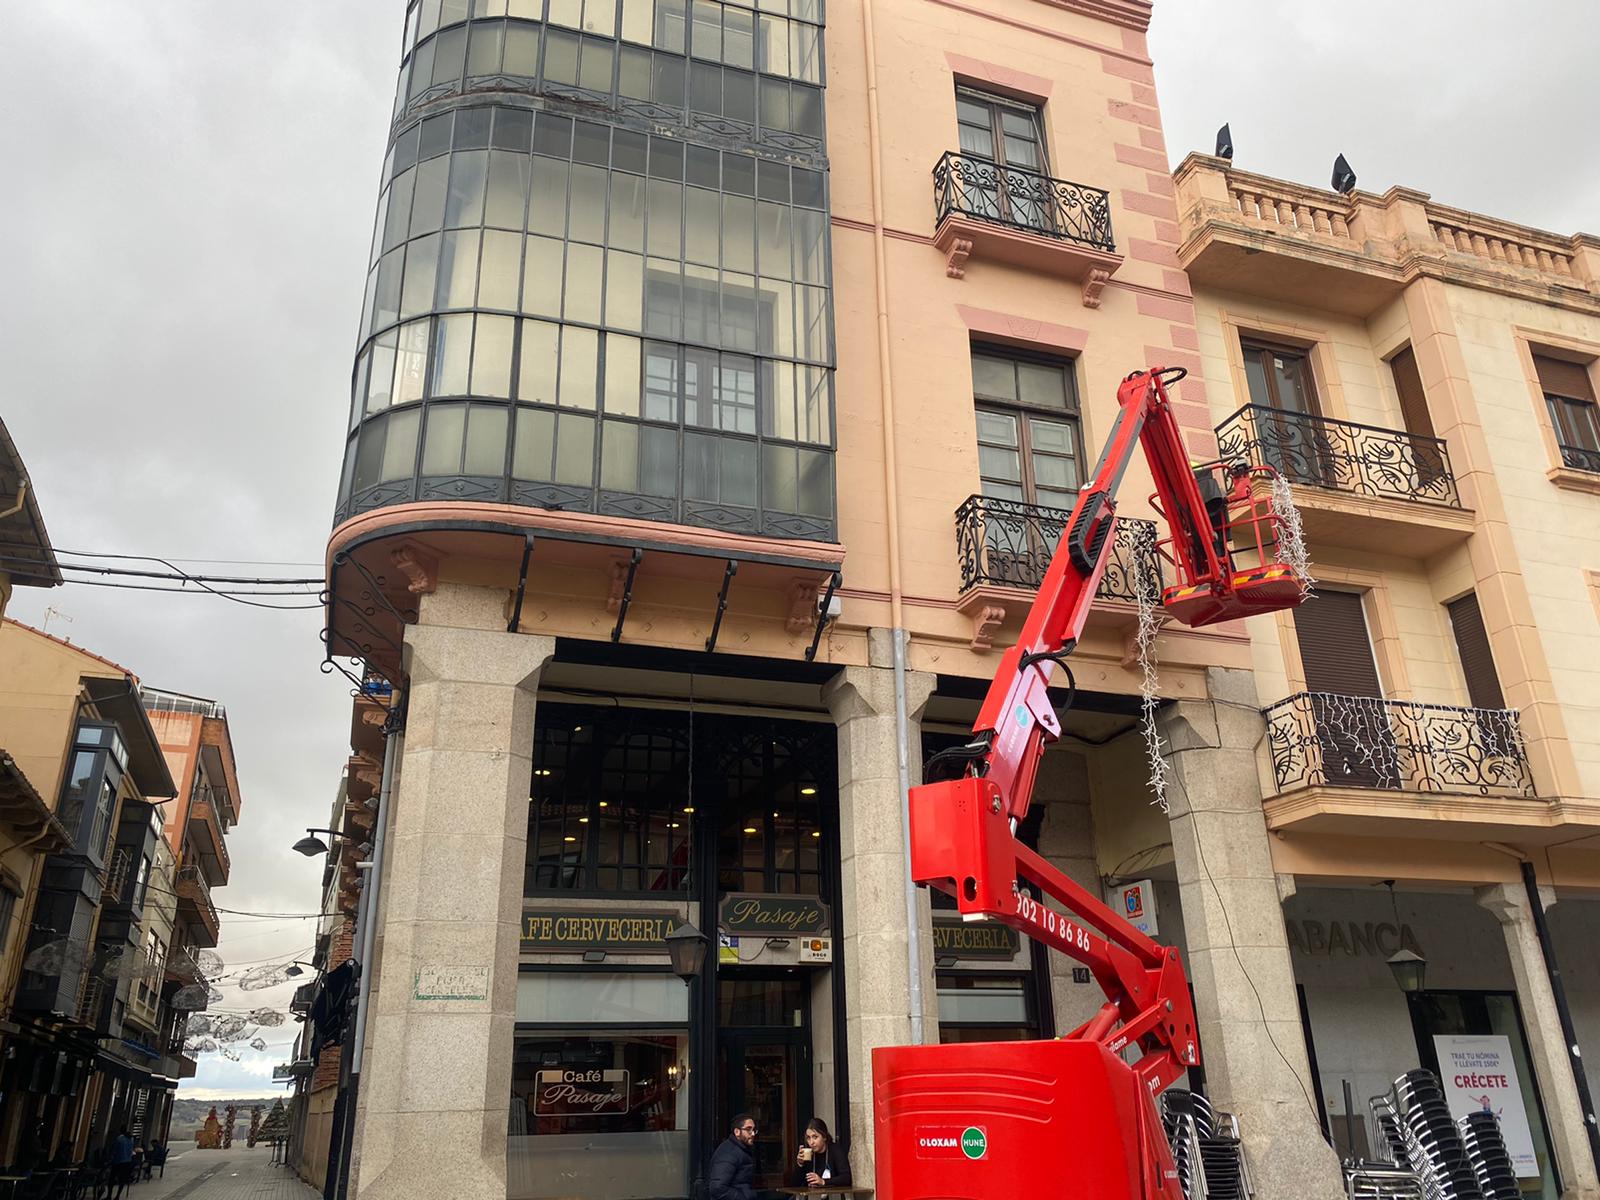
[535,1068,631,1116]
[719,894,831,936]
[521,910,683,952]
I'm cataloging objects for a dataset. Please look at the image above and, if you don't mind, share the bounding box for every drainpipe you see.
[1517,860,1600,1178]
[335,701,400,1200]
[859,0,923,1044]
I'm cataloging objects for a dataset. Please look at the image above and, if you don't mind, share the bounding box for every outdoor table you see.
[0,1175,25,1200]
[774,1188,875,1198]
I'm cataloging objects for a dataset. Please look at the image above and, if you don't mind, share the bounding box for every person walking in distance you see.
[709,1113,761,1200]
[791,1118,852,1190]
[107,1126,135,1200]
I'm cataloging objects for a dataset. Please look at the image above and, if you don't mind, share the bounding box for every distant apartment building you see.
[0,622,245,1164]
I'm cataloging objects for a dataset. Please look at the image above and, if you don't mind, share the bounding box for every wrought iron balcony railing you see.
[955,495,1162,602]
[933,151,1115,252]
[1264,692,1534,797]
[1215,404,1461,507]
[103,848,136,909]
[1558,443,1600,473]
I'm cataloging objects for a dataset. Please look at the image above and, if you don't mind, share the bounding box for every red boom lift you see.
[872,368,1308,1200]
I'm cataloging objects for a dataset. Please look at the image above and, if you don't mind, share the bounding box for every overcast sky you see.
[2,2,1594,1099]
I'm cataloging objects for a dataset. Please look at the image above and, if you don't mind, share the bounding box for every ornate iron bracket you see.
[610,549,643,643]
[704,559,739,653]
[804,572,841,662]
[508,534,535,633]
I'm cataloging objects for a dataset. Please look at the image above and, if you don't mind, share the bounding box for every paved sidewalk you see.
[120,1143,317,1200]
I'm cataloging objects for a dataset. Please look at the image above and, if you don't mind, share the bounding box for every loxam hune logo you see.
[960,1127,987,1160]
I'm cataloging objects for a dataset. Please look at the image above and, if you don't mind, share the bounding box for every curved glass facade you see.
[336,0,836,541]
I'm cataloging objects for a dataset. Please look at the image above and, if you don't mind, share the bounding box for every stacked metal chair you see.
[1456,1110,1520,1200]
[1159,1089,1252,1200]
[1368,1069,1486,1200]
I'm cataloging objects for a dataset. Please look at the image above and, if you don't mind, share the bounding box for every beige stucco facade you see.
[1178,154,1600,1196]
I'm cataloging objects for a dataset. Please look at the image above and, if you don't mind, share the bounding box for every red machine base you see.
[873,1039,1179,1200]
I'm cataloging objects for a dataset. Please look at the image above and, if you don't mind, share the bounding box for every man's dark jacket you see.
[708,1134,758,1200]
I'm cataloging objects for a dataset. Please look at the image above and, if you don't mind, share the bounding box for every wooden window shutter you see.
[1533,355,1596,402]
[1294,590,1382,697]
[1389,347,1437,439]
[1447,592,1505,710]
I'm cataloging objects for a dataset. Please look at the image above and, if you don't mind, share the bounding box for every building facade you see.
[316,2,1381,1198]
[0,623,246,1168]
[1175,154,1600,1198]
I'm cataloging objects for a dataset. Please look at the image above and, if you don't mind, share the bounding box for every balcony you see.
[932,151,1122,305]
[187,791,231,886]
[1558,443,1600,474]
[952,496,1161,650]
[1258,693,1568,839]
[1215,405,1474,556]
[1175,155,1600,319]
[176,863,221,947]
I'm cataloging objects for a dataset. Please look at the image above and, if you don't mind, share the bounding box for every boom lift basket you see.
[1155,459,1305,627]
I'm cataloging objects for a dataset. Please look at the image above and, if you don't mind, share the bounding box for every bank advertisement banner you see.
[1432,1035,1539,1178]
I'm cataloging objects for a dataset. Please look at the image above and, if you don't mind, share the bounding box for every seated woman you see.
[790,1118,852,1190]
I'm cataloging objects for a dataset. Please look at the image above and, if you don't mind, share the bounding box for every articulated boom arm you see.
[911,368,1228,1103]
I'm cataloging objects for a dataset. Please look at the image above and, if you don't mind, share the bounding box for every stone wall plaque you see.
[413,965,489,1001]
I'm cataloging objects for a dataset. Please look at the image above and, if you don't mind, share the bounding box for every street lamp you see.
[1386,948,1427,995]
[665,922,708,982]
[293,828,362,857]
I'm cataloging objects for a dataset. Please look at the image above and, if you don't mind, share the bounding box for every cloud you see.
[1150,0,1598,234]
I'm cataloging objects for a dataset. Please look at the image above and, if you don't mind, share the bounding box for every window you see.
[1242,338,1331,486]
[956,89,1046,172]
[1446,592,1505,711]
[1534,353,1600,472]
[936,974,1039,1044]
[341,102,836,538]
[525,706,832,898]
[954,88,1051,229]
[1242,339,1317,414]
[510,971,691,1199]
[971,347,1081,509]
[1388,345,1447,488]
[1292,589,1400,788]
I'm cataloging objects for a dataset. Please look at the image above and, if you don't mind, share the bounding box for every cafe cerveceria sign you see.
[522,909,683,952]
[719,893,830,936]
[932,917,1020,961]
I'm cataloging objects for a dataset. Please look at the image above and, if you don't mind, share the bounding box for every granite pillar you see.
[350,584,554,1200]
[822,655,937,1189]
[1160,667,1345,1200]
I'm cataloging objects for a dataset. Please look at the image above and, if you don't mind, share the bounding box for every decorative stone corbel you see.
[944,237,975,279]
[969,604,1008,651]
[390,542,439,595]
[1081,267,1112,309]
[786,580,819,634]
[607,559,631,613]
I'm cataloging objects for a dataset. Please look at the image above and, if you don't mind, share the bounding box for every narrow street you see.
[111,1145,316,1200]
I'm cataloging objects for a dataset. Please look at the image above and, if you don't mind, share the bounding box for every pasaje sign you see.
[718,893,830,935]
